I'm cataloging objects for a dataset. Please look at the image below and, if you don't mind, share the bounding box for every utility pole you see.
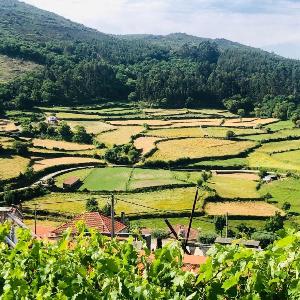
[34,203,38,235]
[225,212,228,238]
[110,194,115,240]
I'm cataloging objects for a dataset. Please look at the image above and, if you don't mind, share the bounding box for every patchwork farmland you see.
[1,104,299,236]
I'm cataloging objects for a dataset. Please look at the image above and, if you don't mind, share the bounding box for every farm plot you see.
[204,201,283,217]
[244,128,300,142]
[23,187,205,217]
[265,120,294,131]
[128,168,186,190]
[55,168,93,188]
[95,126,144,146]
[0,155,30,180]
[32,157,102,172]
[223,118,277,127]
[259,178,300,216]
[32,139,95,151]
[133,136,162,155]
[145,127,263,139]
[79,167,132,191]
[0,137,15,148]
[52,112,104,120]
[67,120,116,134]
[187,157,248,169]
[23,192,108,215]
[147,138,256,162]
[248,142,300,172]
[108,119,173,126]
[208,173,260,199]
[0,119,19,132]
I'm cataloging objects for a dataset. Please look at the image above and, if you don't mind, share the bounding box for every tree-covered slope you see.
[0,0,299,120]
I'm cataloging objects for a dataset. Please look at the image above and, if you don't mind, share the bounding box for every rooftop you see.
[52,212,127,235]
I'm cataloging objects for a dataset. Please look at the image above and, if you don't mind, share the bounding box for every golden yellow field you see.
[32,157,102,171]
[0,137,15,148]
[32,139,95,151]
[204,201,283,217]
[223,118,277,127]
[147,138,256,161]
[96,126,144,146]
[67,120,116,134]
[0,155,30,179]
[0,119,19,132]
[133,136,162,155]
[108,119,173,126]
[52,112,104,120]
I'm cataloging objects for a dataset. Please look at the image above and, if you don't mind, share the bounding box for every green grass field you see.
[187,157,248,168]
[244,128,300,142]
[259,178,300,216]
[79,167,132,191]
[208,174,260,199]
[265,120,295,131]
[57,167,192,191]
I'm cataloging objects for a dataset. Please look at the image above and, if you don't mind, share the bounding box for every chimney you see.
[121,212,125,223]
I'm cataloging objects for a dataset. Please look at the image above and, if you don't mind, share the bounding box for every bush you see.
[264,212,284,232]
[86,198,99,212]
[12,140,29,155]
[251,230,277,248]
[198,233,217,244]
[104,144,141,165]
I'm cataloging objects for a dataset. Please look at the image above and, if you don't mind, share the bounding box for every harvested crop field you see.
[133,136,161,155]
[108,119,173,126]
[96,126,144,146]
[147,138,256,162]
[32,139,95,151]
[223,118,277,127]
[0,119,19,132]
[32,157,102,171]
[53,112,104,120]
[0,155,30,180]
[67,120,116,134]
[204,201,283,217]
[214,172,259,181]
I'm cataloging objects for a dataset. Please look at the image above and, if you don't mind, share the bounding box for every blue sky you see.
[23,0,300,59]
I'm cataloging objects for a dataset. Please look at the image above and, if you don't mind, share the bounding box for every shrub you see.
[86,198,99,212]
[251,230,277,248]
[104,144,141,165]
[198,233,217,244]
[264,212,284,232]
[12,140,29,155]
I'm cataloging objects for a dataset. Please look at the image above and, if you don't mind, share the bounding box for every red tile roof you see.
[169,224,199,241]
[52,212,127,235]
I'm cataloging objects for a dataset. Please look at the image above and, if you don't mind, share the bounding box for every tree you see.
[100,202,111,216]
[12,141,29,155]
[282,201,291,212]
[225,130,235,140]
[215,215,226,236]
[72,126,93,144]
[264,212,284,232]
[58,122,72,141]
[237,108,245,121]
[86,198,99,212]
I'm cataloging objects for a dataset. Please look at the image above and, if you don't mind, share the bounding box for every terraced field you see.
[32,157,102,172]
[147,138,256,162]
[96,126,144,146]
[32,139,95,151]
[67,120,116,134]
[204,201,283,217]
[145,127,263,138]
[0,155,30,180]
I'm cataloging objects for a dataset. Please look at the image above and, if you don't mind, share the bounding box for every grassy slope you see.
[0,54,40,83]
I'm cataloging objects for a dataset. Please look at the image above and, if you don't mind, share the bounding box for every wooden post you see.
[34,203,37,235]
[111,195,115,239]
[225,212,228,238]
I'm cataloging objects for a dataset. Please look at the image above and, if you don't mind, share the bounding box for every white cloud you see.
[22,0,300,58]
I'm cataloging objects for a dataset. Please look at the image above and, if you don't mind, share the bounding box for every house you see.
[169,224,199,241]
[47,115,58,125]
[51,212,128,237]
[215,237,260,249]
[63,177,81,190]
[262,174,278,183]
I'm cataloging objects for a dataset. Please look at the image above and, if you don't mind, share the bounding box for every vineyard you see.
[0,223,299,299]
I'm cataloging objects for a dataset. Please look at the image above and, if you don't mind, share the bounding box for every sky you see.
[23,0,300,59]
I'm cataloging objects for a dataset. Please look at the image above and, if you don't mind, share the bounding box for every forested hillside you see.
[0,0,300,119]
